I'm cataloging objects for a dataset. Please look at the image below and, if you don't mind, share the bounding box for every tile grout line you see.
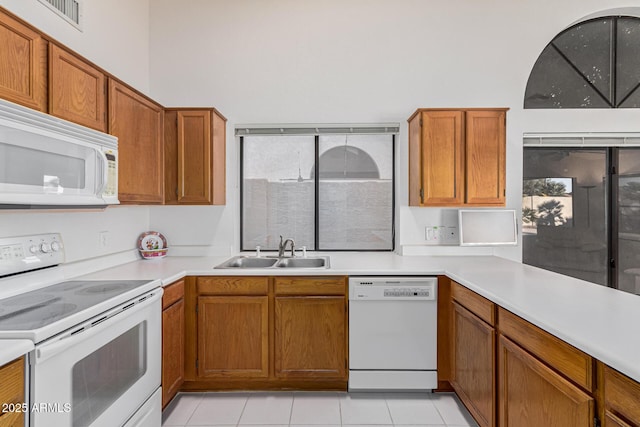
[236,393,250,427]
[383,394,395,426]
[288,392,295,426]
[181,392,205,427]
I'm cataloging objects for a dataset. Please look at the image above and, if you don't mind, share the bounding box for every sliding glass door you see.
[617,150,640,294]
[522,148,608,286]
[523,146,640,294]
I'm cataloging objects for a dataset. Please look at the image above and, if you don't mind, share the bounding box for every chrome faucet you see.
[278,235,295,258]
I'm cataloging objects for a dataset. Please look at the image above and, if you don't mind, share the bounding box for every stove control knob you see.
[51,242,61,252]
[40,243,51,253]
[29,245,38,254]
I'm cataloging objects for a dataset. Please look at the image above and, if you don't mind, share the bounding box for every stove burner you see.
[3,293,56,307]
[58,282,84,291]
[0,302,77,329]
[75,283,129,295]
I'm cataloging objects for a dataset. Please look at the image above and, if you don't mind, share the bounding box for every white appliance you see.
[349,276,438,391]
[0,99,118,208]
[0,234,161,427]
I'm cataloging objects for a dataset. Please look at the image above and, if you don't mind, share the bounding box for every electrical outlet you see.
[99,231,109,248]
[425,226,444,242]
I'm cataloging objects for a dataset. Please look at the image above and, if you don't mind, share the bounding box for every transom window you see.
[525,16,640,108]
[239,126,396,251]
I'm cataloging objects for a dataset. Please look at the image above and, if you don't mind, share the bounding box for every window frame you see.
[239,133,396,252]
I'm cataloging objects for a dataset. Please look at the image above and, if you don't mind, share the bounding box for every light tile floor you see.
[162,391,479,427]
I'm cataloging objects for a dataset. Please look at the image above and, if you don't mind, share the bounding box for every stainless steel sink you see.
[274,257,328,268]
[217,256,279,268]
[215,255,330,269]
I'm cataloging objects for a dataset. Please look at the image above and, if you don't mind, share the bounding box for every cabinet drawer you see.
[604,366,640,424]
[452,281,495,325]
[197,277,268,295]
[498,307,593,391]
[274,277,346,296]
[163,279,185,309]
[0,357,23,408]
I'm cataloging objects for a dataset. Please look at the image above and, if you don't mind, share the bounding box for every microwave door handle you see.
[96,149,109,195]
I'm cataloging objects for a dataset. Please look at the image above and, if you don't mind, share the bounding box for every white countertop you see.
[0,339,33,366]
[8,252,640,385]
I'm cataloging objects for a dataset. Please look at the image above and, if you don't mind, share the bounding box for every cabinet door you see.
[604,411,633,427]
[109,79,164,203]
[197,296,269,378]
[211,109,226,205]
[0,12,46,111]
[0,357,24,427]
[49,44,106,131]
[465,110,505,205]
[162,298,184,408]
[274,296,346,379]
[421,110,464,206]
[498,335,594,427]
[451,301,495,427]
[177,110,212,204]
[604,365,640,426]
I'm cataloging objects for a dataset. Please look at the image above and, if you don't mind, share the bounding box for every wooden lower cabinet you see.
[162,280,185,408]
[0,357,25,427]
[184,276,347,390]
[274,296,346,379]
[451,301,495,427]
[498,335,594,427]
[197,295,269,378]
[605,411,633,427]
[603,365,640,426]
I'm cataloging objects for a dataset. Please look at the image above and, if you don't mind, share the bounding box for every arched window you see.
[310,146,380,179]
[524,16,640,108]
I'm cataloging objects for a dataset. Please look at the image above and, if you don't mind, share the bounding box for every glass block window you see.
[524,16,640,109]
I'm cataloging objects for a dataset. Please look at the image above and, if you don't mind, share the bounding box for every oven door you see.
[30,290,161,427]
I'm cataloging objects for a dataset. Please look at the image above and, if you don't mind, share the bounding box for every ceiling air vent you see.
[38,0,82,30]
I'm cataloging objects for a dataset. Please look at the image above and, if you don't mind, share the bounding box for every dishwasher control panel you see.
[349,277,437,301]
[383,288,432,298]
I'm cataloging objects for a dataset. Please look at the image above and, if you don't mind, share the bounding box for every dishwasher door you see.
[348,277,437,391]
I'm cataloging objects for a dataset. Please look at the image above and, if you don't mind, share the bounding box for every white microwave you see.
[0,99,118,208]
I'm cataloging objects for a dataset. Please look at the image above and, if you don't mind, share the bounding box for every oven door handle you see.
[35,291,161,363]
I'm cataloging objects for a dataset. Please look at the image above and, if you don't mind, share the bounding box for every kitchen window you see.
[522,134,640,294]
[239,126,396,251]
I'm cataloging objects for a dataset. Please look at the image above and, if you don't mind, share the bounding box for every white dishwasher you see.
[348,276,438,391]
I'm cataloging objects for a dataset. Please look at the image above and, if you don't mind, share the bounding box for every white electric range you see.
[0,233,163,427]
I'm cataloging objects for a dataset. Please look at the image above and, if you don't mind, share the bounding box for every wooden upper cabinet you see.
[465,110,506,205]
[49,44,106,131]
[0,11,47,111]
[421,110,464,205]
[109,79,164,204]
[408,108,507,207]
[498,335,594,427]
[165,108,226,205]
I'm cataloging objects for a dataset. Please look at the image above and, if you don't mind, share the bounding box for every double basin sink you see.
[215,255,330,269]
